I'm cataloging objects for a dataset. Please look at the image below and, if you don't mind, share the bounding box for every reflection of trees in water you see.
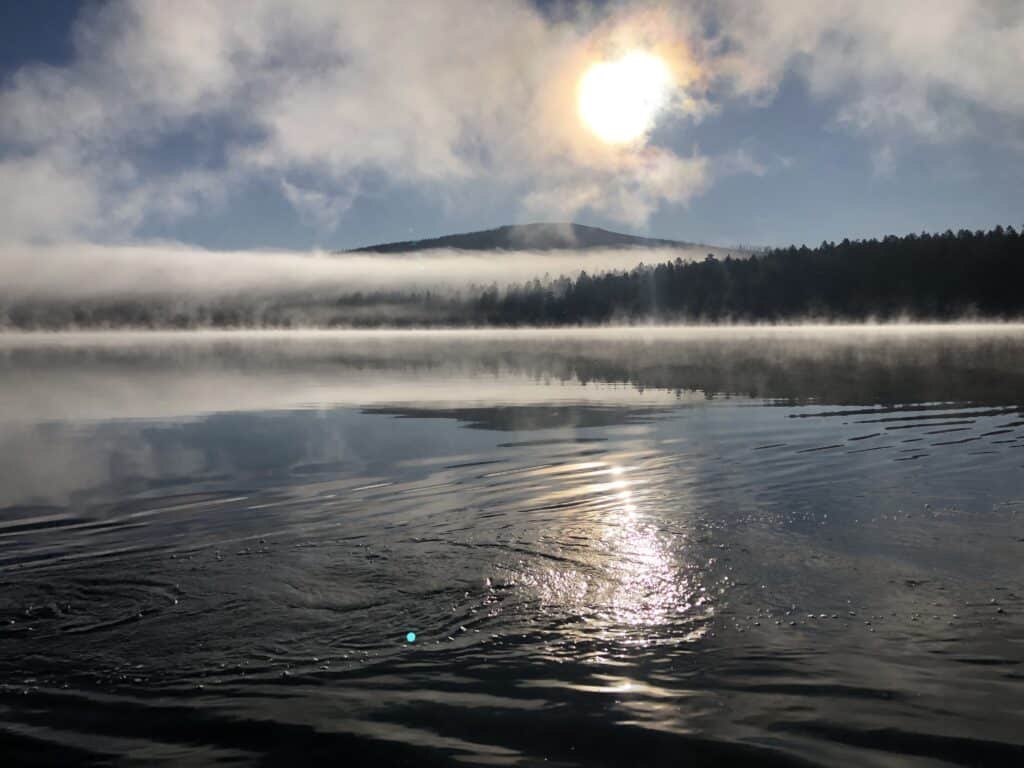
[362,404,674,431]
[4,331,1024,408]
[545,339,1024,406]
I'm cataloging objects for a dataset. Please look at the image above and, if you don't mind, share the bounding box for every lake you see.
[1,326,1022,766]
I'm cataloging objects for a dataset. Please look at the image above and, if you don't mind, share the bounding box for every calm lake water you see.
[1,327,1022,767]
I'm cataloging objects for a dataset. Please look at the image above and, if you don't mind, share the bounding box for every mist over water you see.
[1,324,1023,422]
[1,326,1022,766]
[0,244,751,330]
[0,244,726,300]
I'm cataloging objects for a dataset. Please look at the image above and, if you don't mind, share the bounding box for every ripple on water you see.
[1,330,1023,765]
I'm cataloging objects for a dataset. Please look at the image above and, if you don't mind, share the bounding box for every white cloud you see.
[0,0,1021,247]
[0,154,102,242]
[713,0,1024,141]
[522,149,711,227]
[718,147,767,178]
[0,1,714,243]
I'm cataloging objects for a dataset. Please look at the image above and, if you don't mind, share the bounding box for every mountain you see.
[347,222,700,253]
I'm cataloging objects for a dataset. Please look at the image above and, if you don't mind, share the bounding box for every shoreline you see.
[1,321,1024,345]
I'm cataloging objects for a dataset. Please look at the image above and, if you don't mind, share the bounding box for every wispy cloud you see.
[281,178,360,234]
[0,1,713,243]
[713,0,1024,141]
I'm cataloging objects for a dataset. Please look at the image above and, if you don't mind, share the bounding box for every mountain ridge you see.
[347,222,704,253]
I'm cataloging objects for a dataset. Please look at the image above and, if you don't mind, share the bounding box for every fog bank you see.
[0,243,731,300]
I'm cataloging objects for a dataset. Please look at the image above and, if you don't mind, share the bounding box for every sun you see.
[577,51,674,144]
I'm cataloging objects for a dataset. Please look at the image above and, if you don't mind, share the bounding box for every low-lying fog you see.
[2,324,1022,422]
[0,242,733,300]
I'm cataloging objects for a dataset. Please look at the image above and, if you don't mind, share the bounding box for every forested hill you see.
[474,226,1024,323]
[1,227,1020,329]
[347,222,700,252]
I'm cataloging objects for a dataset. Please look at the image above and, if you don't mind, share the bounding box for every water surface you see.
[1,327,1022,766]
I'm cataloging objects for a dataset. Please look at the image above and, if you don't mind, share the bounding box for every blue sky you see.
[1,1,1022,251]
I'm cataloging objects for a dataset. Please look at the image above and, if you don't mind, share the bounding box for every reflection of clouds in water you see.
[0,389,680,509]
[0,411,338,508]
[0,368,689,426]
[0,423,205,508]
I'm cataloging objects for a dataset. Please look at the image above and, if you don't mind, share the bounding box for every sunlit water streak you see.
[0,327,1022,766]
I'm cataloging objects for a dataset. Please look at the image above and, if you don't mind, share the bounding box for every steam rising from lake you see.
[2,325,1022,425]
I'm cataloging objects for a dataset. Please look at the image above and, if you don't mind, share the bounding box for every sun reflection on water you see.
[515,459,712,652]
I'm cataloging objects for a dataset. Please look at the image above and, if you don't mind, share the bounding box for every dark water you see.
[1,327,1022,767]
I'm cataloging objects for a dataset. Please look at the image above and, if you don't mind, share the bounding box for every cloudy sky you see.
[1,0,1022,252]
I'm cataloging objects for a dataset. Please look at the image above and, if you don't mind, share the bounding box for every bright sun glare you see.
[577,51,674,144]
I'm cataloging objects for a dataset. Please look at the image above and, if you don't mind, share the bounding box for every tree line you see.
[1,226,1021,328]
[474,226,1024,324]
